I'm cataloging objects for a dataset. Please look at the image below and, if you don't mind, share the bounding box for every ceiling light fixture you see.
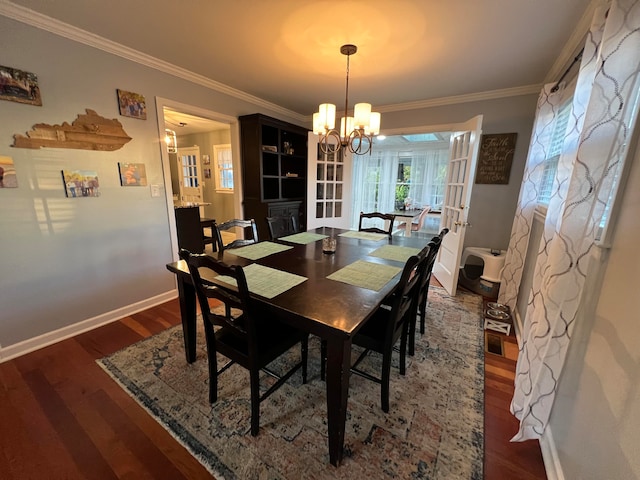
[313,44,381,156]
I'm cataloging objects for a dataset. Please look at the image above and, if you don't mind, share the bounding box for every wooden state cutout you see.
[12,109,132,151]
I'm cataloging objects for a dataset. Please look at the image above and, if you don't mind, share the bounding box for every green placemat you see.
[338,230,388,241]
[327,260,402,291]
[214,263,307,299]
[279,232,328,244]
[369,245,422,263]
[229,241,293,260]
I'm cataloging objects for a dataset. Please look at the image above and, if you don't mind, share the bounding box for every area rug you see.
[97,286,484,479]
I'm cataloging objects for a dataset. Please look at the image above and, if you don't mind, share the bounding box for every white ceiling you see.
[5,0,594,123]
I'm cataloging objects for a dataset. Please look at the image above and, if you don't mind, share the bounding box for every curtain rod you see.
[551,47,584,93]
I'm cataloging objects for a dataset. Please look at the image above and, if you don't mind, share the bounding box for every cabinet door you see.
[306,133,352,230]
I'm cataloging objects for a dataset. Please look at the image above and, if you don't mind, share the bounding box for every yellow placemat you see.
[229,241,293,260]
[279,232,328,244]
[369,245,422,263]
[327,260,402,291]
[338,231,388,241]
[215,263,307,299]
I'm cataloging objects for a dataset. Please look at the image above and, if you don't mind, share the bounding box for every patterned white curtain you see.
[498,0,640,441]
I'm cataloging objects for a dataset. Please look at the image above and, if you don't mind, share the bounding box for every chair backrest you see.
[179,249,255,342]
[384,254,423,348]
[413,206,432,231]
[358,211,396,237]
[214,218,259,251]
[265,215,299,241]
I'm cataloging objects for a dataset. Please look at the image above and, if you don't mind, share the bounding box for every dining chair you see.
[179,249,309,436]
[396,206,431,235]
[213,218,259,251]
[265,214,300,241]
[417,228,449,336]
[321,254,424,413]
[358,211,396,237]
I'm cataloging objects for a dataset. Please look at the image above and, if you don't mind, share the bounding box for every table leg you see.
[325,337,351,466]
[404,220,412,237]
[176,275,197,364]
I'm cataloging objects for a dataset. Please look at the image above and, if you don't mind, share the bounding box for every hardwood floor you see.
[0,295,547,479]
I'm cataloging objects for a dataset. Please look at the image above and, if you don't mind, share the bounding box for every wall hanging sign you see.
[0,65,42,106]
[475,133,517,185]
[117,89,147,120]
[118,162,147,186]
[12,109,132,151]
[0,156,18,188]
[61,169,100,197]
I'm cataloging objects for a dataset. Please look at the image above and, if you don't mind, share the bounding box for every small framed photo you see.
[204,168,211,179]
[62,169,100,198]
[0,65,42,106]
[0,156,18,188]
[118,162,148,186]
[116,89,147,120]
[202,154,210,165]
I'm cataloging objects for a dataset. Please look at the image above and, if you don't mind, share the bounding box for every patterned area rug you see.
[98,286,484,479]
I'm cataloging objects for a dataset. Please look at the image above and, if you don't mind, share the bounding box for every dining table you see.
[386,208,423,236]
[166,226,429,466]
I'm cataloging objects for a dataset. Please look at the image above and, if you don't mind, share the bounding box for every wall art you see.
[12,109,132,151]
[475,133,517,185]
[0,156,18,188]
[0,65,42,106]
[117,89,147,120]
[118,162,148,186]
[61,169,100,198]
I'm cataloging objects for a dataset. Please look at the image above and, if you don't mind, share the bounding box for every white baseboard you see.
[0,290,178,363]
[540,427,564,480]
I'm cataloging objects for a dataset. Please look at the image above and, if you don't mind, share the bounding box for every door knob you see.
[454,221,471,227]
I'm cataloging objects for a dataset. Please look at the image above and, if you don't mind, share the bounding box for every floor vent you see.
[485,332,504,356]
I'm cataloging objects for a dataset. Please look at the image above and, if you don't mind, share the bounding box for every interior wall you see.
[0,13,537,355]
[547,140,640,479]
[380,94,538,251]
[0,15,301,351]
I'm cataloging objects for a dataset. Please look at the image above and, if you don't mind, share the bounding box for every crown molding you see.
[377,84,542,113]
[0,1,307,123]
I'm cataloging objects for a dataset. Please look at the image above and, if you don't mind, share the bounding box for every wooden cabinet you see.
[239,114,308,240]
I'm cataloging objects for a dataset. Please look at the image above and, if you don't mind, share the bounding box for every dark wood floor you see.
[0,296,546,479]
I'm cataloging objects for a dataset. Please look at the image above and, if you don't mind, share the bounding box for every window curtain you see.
[498,0,640,441]
[350,147,449,229]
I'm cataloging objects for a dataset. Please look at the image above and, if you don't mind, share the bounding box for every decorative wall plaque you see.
[12,109,132,151]
[475,133,517,184]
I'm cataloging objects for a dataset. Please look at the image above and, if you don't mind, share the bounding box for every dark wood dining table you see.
[166,226,429,466]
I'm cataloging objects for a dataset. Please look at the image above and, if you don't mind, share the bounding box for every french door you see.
[432,115,483,295]
[176,146,203,205]
[306,133,353,230]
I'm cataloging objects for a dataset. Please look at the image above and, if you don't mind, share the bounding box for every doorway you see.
[155,97,242,261]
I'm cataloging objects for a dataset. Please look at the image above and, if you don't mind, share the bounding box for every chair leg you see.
[250,367,260,436]
[420,292,428,335]
[408,314,417,356]
[320,339,327,381]
[399,324,408,376]
[204,325,218,403]
[301,336,308,384]
[381,353,392,413]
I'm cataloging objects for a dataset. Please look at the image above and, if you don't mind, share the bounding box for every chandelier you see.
[313,44,381,156]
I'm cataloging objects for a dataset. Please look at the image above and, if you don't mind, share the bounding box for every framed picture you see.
[116,89,147,120]
[0,156,18,188]
[0,65,42,106]
[118,162,148,186]
[61,170,100,197]
[202,154,210,165]
[204,168,211,179]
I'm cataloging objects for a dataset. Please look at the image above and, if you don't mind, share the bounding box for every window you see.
[213,144,233,192]
[538,100,572,206]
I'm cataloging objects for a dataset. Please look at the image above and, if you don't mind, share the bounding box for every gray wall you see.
[381,95,538,251]
[0,14,535,353]
[0,15,301,349]
[547,140,640,479]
